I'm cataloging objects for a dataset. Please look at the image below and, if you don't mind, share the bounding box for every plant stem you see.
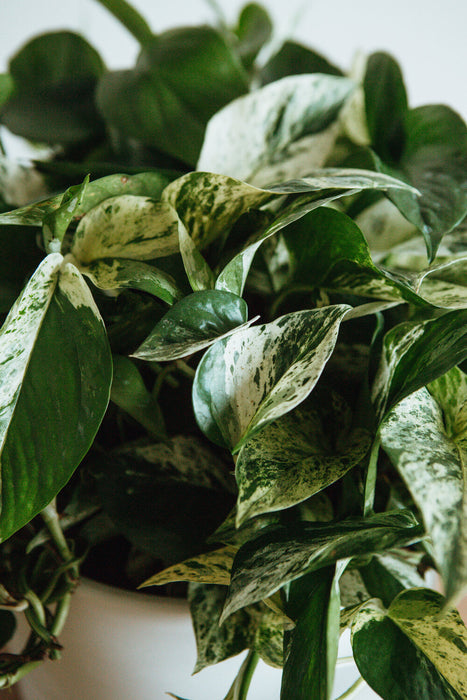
[235,651,260,700]
[41,501,78,575]
[93,0,153,45]
[334,675,365,700]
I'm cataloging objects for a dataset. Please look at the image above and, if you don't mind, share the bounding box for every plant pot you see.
[12,578,376,700]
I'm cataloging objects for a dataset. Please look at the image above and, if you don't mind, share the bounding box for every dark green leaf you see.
[1,32,104,144]
[260,41,342,85]
[0,255,112,541]
[96,27,249,165]
[234,3,273,69]
[133,290,251,361]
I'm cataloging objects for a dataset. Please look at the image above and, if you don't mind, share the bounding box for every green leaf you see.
[78,258,183,305]
[352,589,467,699]
[235,389,372,525]
[234,3,273,69]
[189,583,283,673]
[70,194,180,264]
[110,355,165,439]
[96,27,249,165]
[193,305,350,453]
[0,255,112,541]
[197,73,354,182]
[281,567,340,700]
[372,309,467,421]
[380,369,467,606]
[133,290,253,361]
[177,220,215,292]
[364,52,408,165]
[222,510,422,620]
[260,41,342,85]
[140,545,237,588]
[1,32,104,144]
[43,176,89,252]
[359,550,426,608]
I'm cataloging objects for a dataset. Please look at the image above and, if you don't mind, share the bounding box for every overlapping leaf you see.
[380,368,467,606]
[352,589,467,699]
[193,305,350,453]
[141,546,237,588]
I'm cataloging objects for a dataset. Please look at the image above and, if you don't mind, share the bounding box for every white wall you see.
[1,0,466,120]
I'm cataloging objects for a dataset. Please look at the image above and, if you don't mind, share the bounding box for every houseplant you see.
[0,0,466,698]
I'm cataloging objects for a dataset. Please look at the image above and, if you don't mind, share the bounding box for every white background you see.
[1,0,466,120]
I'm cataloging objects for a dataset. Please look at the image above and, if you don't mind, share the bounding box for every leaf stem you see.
[93,0,153,45]
[41,501,78,578]
[235,651,260,700]
[334,675,365,700]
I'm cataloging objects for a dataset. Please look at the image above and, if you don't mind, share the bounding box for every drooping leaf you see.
[1,32,104,144]
[78,258,183,305]
[0,255,112,541]
[372,308,467,421]
[281,566,340,700]
[193,305,350,453]
[380,369,467,607]
[197,73,354,182]
[96,27,249,165]
[222,510,422,620]
[133,290,253,361]
[351,589,467,699]
[189,583,283,673]
[70,194,180,264]
[141,545,237,588]
[235,389,372,525]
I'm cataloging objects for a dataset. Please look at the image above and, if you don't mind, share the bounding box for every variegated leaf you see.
[193,305,350,453]
[43,176,89,252]
[235,391,372,525]
[189,583,283,674]
[197,73,354,182]
[141,546,237,588]
[381,371,467,606]
[0,255,112,541]
[371,309,467,421]
[133,290,255,362]
[70,194,180,264]
[177,219,215,291]
[351,589,467,699]
[222,510,422,621]
[77,257,183,305]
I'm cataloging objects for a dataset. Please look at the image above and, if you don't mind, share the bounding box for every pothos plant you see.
[0,0,466,698]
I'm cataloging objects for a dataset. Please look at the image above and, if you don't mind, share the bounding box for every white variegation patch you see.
[58,259,104,317]
[0,254,62,449]
[141,545,237,588]
[71,195,180,264]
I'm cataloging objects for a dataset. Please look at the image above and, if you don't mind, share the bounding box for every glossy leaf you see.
[141,545,237,588]
[222,510,422,620]
[193,305,350,453]
[352,589,467,699]
[189,583,283,673]
[281,567,340,700]
[235,390,372,525]
[1,32,104,144]
[133,290,252,361]
[78,257,183,305]
[70,194,180,264]
[197,73,354,182]
[96,27,248,165]
[381,369,467,606]
[0,255,112,541]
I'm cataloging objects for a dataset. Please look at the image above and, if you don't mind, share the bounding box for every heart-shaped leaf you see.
[133,290,253,361]
[193,305,350,453]
[351,589,467,699]
[380,369,467,607]
[0,255,112,541]
[96,27,249,165]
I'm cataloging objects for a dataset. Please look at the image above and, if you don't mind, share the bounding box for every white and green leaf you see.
[141,545,237,588]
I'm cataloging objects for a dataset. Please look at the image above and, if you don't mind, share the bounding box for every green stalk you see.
[235,651,260,700]
[93,0,153,45]
[41,501,79,579]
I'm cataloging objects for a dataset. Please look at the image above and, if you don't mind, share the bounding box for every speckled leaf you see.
[78,257,183,305]
[381,371,467,606]
[0,255,112,541]
[189,583,283,673]
[197,73,354,182]
[372,309,467,421]
[177,219,215,292]
[141,545,237,588]
[222,510,422,620]
[70,194,180,264]
[351,589,467,699]
[133,290,253,361]
[235,391,372,525]
[193,305,350,453]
